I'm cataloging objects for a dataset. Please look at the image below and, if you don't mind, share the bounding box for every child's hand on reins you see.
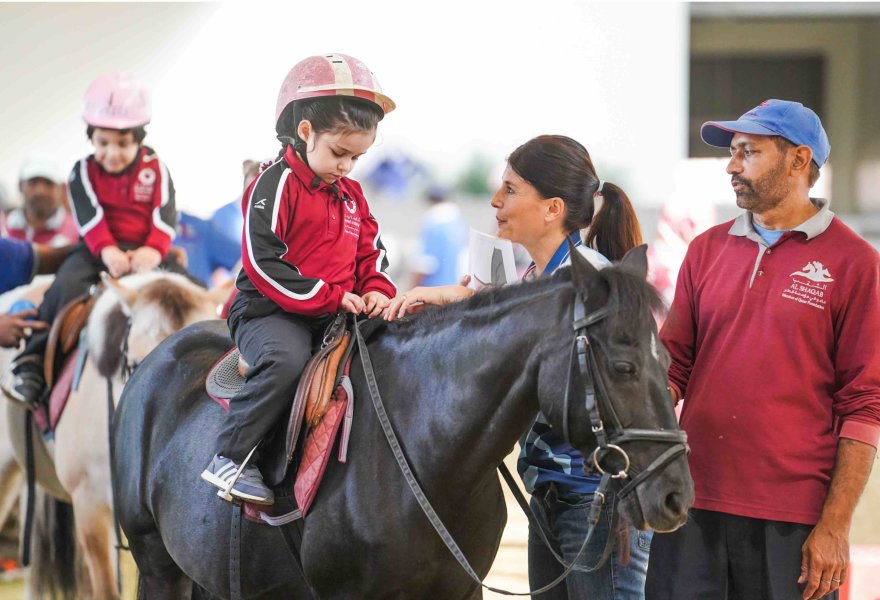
[341,292,366,315]
[361,291,390,318]
[129,247,162,273]
[100,246,131,278]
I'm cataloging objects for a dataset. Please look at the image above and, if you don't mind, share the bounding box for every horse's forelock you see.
[600,267,665,318]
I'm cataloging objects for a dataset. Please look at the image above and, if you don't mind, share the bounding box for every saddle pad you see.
[294,394,348,518]
[206,348,242,408]
[49,352,78,431]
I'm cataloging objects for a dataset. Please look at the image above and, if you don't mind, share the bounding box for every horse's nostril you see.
[665,491,684,516]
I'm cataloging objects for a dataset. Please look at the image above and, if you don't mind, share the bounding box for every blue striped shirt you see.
[517,232,610,494]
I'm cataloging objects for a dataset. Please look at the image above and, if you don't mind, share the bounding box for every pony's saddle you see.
[206,313,356,521]
[32,292,98,435]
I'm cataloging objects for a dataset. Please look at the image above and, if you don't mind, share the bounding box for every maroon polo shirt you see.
[661,199,880,524]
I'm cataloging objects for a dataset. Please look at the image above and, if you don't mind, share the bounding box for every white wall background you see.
[0,1,688,216]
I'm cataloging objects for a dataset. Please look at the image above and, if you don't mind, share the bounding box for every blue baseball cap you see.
[701,99,830,167]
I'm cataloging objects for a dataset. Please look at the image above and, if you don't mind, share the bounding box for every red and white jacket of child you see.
[237,147,396,316]
[68,145,177,258]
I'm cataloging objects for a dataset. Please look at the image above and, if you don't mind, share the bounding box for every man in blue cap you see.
[649,100,880,600]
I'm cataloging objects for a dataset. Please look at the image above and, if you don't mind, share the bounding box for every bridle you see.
[563,290,689,504]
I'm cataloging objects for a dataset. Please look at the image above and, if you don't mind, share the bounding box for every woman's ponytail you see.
[584,182,643,262]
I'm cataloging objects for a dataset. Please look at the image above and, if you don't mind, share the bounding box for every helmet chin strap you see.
[276,133,310,168]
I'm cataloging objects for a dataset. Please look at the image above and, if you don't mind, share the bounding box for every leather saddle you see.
[206,313,354,486]
[44,292,96,389]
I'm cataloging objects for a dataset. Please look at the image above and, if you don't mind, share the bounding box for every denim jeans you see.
[528,484,652,600]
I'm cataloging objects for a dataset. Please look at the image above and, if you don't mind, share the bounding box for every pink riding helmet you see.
[82,72,152,129]
[275,53,396,125]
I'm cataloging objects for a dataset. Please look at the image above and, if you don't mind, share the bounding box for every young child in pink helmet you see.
[4,72,188,408]
[200,53,397,505]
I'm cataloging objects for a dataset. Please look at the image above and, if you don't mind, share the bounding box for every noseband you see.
[562,291,689,502]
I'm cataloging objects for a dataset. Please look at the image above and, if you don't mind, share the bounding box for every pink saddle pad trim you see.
[294,394,348,517]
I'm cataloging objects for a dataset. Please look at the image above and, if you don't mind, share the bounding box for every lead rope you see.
[497,463,617,574]
[21,410,35,567]
[106,377,128,597]
[354,319,608,596]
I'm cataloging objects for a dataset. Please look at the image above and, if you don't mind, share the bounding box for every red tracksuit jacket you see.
[237,147,396,316]
[68,145,177,258]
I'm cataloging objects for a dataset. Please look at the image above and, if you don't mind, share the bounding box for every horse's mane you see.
[387,263,665,339]
[87,271,205,378]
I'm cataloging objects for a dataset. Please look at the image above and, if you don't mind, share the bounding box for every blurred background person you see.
[175,210,241,287]
[410,185,468,287]
[4,157,77,246]
[173,159,259,287]
[211,158,260,248]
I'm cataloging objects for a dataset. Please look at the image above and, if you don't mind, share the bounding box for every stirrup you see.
[217,445,260,503]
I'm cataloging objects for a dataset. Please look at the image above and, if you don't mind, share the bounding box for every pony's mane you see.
[386,272,565,338]
[87,271,205,378]
[387,263,664,339]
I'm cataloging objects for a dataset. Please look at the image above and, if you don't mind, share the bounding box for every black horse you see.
[112,246,694,599]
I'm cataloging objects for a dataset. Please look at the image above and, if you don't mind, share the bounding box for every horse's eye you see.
[613,361,637,375]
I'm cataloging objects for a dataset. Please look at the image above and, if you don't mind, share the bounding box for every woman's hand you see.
[100,246,131,278]
[383,285,475,321]
[129,247,162,273]
[340,291,366,315]
[361,291,390,318]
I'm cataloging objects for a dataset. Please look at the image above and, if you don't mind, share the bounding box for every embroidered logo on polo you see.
[790,261,834,283]
[341,194,360,237]
[782,260,833,311]
[134,167,157,203]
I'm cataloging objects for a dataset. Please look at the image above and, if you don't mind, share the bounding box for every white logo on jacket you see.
[134,166,157,203]
[254,198,267,210]
[790,261,834,282]
[138,169,156,185]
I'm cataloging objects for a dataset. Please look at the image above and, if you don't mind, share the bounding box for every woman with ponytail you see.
[385,135,651,599]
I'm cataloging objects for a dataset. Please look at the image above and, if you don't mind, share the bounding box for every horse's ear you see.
[618,244,649,280]
[568,240,600,286]
[100,272,137,313]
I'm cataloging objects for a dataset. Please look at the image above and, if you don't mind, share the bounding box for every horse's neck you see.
[372,287,570,491]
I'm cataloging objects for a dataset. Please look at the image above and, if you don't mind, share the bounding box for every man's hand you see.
[361,291,390,318]
[0,311,48,348]
[799,519,849,599]
[129,247,162,273]
[798,438,875,599]
[340,292,366,315]
[100,246,131,278]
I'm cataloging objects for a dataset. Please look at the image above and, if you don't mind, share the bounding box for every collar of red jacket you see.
[283,145,337,192]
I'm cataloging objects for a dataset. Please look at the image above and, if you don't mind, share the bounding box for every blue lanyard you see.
[523,231,583,280]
